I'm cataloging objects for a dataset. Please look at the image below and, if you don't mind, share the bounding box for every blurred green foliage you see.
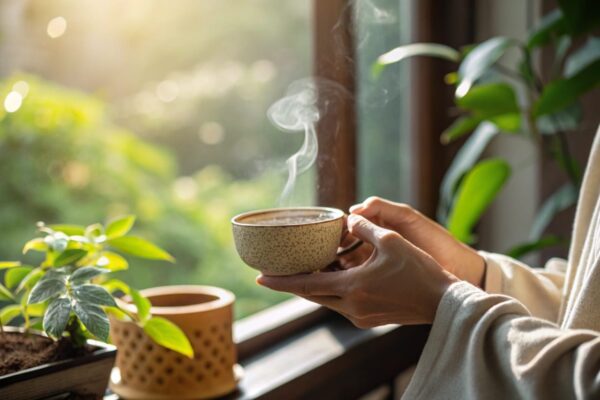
[0,74,292,318]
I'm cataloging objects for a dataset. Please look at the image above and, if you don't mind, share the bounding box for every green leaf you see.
[565,36,600,78]
[0,305,22,325]
[108,236,174,262]
[143,317,194,358]
[72,284,117,307]
[17,268,44,293]
[457,37,516,97]
[22,238,47,254]
[507,235,565,259]
[489,113,521,133]
[558,0,600,35]
[97,251,129,271]
[106,306,131,321]
[85,223,104,240]
[28,278,67,304]
[106,215,136,239]
[26,303,46,317]
[537,102,583,134]
[101,279,131,295]
[0,283,15,301]
[54,249,87,267]
[70,267,110,284]
[49,224,85,236]
[46,232,69,253]
[5,267,33,290]
[534,59,600,116]
[372,43,460,78]
[43,297,72,339]
[441,116,482,144]
[438,122,499,222]
[130,288,151,323]
[73,302,109,341]
[0,261,21,269]
[457,82,520,117]
[527,9,567,49]
[530,184,578,240]
[447,158,511,243]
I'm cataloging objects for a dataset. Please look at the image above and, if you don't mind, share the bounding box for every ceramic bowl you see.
[231,207,345,276]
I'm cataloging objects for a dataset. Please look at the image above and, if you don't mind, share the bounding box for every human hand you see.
[257,214,459,327]
[350,197,486,288]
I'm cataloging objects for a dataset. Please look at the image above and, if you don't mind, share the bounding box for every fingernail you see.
[347,214,360,225]
[349,204,363,213]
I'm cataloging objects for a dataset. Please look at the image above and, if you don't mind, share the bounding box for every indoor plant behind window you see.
[0,216,194,400]
[374,1,599,257]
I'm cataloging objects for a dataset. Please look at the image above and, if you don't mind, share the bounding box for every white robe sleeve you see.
[401,281,600,400]
[480,251,566,321]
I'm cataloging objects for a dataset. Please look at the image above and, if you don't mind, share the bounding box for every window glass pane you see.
[356,0,413,203]
[0,0,312,318]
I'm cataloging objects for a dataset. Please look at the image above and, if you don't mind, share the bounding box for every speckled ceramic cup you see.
[231,207,345,276]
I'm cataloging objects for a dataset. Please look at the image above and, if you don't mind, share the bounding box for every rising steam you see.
[267,78,349,205]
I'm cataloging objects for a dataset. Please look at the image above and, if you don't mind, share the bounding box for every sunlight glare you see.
[156,80,179,103]
[250,60,276,83]
[4,91,23,113]
[199,122,225,145]
[12,81,29,97]
[173,177,198,201]
[47,17,68,39]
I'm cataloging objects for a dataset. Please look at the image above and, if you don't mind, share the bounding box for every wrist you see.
[427,271,459,324]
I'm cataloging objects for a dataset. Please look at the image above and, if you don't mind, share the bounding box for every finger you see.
[302,295,343,312]
[351,197,413,227]
[346,214,399,249]
[256,270,347,296]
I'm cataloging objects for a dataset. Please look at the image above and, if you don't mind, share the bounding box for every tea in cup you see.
[231,207,356,276]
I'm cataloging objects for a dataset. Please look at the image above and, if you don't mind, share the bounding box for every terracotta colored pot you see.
[109,285,237,399]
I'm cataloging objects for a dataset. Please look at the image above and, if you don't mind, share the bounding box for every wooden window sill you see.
[229,298,430,399]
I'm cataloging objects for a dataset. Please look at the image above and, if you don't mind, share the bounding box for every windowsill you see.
[230,298,430,399]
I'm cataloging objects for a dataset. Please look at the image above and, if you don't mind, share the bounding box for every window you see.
[356,0,413,203]
[0,0,314,318]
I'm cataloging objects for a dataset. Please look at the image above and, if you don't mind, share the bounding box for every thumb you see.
[347,214,396,248]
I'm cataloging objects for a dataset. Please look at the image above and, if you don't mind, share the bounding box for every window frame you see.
[229,0,475,398]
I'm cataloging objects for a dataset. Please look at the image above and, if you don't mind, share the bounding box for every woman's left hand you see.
[257,214,459,327]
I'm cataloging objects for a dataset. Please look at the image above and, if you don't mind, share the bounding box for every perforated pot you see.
[109,285,237,399]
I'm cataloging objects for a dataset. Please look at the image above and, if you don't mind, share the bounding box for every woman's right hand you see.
[349,197,486,288]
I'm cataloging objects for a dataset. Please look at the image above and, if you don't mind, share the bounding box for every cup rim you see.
[231,206,344,227]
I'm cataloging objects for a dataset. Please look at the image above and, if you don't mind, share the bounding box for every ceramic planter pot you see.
[109,285,237,399]
[0,327,116,400]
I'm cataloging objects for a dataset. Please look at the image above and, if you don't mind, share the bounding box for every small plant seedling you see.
[0,216,194,358]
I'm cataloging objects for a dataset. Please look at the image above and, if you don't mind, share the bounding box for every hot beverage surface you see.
[257,214,333,226]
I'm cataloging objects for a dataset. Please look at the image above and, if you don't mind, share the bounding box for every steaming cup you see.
[231,207,361,276]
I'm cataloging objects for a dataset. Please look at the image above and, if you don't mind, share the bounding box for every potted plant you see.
[373,2,599,257]
[0,216,194,400]
[109,285,238,399]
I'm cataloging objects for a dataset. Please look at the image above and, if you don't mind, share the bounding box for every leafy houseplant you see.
[374,2,600,257]
[0,216,193,399]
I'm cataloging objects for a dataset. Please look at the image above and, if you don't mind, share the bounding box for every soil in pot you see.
[0,331,92,376]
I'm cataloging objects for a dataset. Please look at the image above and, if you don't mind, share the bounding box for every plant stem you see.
[23,305,30,331]
[495,64,528,84]
[555,127,580,187]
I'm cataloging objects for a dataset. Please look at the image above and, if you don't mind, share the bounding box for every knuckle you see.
[378,231,400,247]
[364,196,383,208]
